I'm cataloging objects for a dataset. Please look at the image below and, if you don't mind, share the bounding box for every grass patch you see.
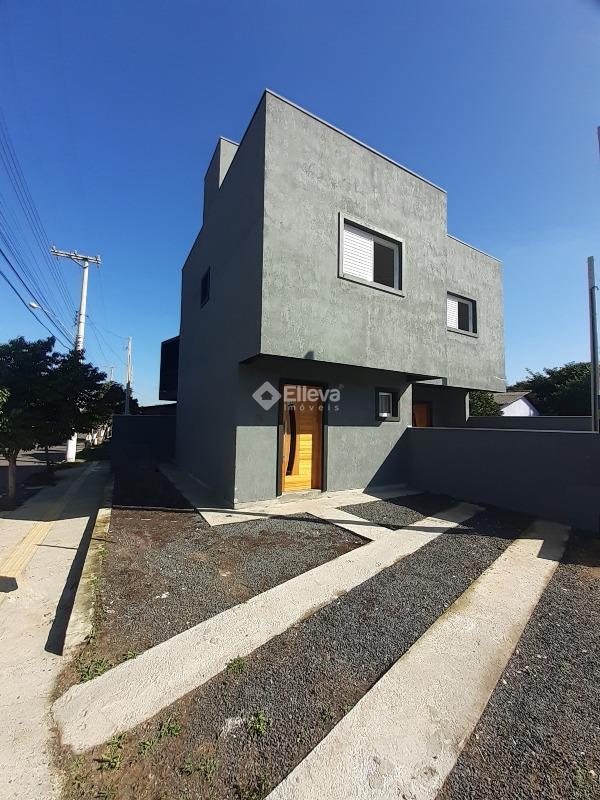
[181,754,218,781]
[95,734,126,771]
[246,710,270,738]
[76,656,112,683]
[227,656,247,675]
[157,717,182,740]
[137,737,156,756]
[120,649,139,662]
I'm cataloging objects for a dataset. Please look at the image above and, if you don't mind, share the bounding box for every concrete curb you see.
[62,474,114,657]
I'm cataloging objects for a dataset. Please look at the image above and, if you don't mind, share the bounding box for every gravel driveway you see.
[438,530,600,800]
[59,467,365,689]
[60,500,532,800]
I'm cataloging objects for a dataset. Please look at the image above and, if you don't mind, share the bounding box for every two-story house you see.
[165,90,504,505]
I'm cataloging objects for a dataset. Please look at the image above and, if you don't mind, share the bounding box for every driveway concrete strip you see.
[267,519,569,800]
[52,501,480,753]
[160,462,420,526]
[0,463,108,800]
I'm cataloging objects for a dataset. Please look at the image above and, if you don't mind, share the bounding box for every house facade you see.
[169,91,505,505]
[493,391,539,417]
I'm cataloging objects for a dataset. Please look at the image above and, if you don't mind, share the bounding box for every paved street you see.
[0,462,108,800]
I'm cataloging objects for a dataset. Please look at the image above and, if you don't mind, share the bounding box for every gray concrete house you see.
[167,90,504,505]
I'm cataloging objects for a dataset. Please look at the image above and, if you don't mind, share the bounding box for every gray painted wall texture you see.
[176,98,266,503]
[260,92,504,391]
[407,427,600,533]
[111,415,176,470]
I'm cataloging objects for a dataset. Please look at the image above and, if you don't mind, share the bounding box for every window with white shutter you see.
[342,222,402,291]
[447,293,476,333]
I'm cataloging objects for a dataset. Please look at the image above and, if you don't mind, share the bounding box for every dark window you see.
[375,388,399,421]
[201,268,211,307]
[159,336,179,401]
[373,241,396,288]
[457,300,470,331]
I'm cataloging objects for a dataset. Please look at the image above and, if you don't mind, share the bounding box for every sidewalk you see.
[0,462,109,800]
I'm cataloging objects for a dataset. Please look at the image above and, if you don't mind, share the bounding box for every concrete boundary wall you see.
[465,416,591,431]
[407,427,600,533]
[111,415,175,470]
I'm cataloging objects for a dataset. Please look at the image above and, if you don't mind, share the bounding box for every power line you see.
[0,191,58,315]
[0,244,74,346]
[0,211,74,342]
[0,108,76,322]
[88,319,125,362]
[0,260,72,349]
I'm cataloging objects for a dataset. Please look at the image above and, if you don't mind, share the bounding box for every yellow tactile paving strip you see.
[0,466,91,602]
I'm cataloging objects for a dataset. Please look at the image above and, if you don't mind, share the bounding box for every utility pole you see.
[51,246,102,460]
[124,336,132,415]
[589,256,599,432]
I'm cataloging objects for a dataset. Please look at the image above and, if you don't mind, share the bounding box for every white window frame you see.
[447,292,477,335]
[338,214,405,296]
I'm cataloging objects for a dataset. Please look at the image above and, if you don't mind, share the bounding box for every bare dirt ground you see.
[55,465,365,696]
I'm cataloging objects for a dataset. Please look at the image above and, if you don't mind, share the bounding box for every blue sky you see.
[0,0,599,403]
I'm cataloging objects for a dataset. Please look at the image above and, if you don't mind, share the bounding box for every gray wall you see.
[260,92,504,392]
[445,236,504,390]
[203,138,239,224]
[176,99,266,504]
[111,416,176,470]
[234,355,413,503]
[466,416,592,431]
[407,427,600,533]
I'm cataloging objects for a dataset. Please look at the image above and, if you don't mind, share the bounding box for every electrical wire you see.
[88,319,125,362]
[0,244,74,347]
[0,109,75,313]
[0,261,72,349]
[0,212,75,344]
[0,108,76,324]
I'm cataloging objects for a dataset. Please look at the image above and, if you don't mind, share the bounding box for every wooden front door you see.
[412,402,432,428]
[281,384,323,492]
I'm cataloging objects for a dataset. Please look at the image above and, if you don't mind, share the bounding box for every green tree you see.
[0,337,117,505]
[0,337,62,503]
[509,362,592,416]
[469,390,501,417]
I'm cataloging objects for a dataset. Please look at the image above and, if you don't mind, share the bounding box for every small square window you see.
[201,268,211,307]
[447,293,476,334]
[375,388,399,421]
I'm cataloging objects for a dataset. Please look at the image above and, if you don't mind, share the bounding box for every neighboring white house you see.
[493,391,540,417]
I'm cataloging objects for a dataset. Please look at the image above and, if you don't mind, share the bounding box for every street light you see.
[28,301,74,345]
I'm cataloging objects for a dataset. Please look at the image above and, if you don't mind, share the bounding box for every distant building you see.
[493,391,539,417]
